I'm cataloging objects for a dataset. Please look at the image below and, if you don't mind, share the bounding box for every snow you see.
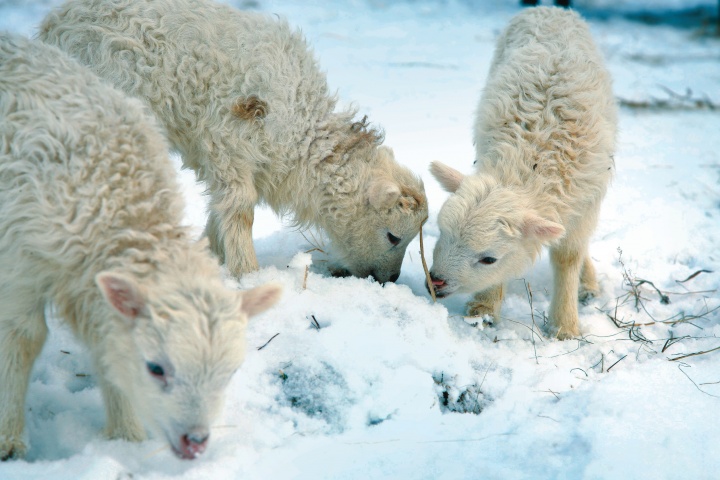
[1,0,719,478]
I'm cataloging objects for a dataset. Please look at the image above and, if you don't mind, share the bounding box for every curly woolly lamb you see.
[39,0,428,283]
[0,34,281,461]
[428,7,617,339]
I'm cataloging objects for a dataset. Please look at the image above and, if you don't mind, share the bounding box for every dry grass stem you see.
[617,85,719,111]
[302,265,309,290]
[606,354,627,372]
[300,230,326,254]
[634,278,670,304]
[419,216,436,302]
[670,345,720,362]
[676,269,713,284]
[257,333,280,351]
[699,380,720,386]
[677,363,720,398]
[143,444,170,459]
[523,280,541,364]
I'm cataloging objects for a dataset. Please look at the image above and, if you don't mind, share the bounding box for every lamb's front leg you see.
[467,284,504,324]
[97,373,145,442]
[549,247,585,339]
[0,302,48,460]
[205,181,259,278]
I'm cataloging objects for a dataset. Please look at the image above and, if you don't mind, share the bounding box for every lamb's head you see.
[94,267,281,459]
[428,161,564,298]
[326,146,427,283]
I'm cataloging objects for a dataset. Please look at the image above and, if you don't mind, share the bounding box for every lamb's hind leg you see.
[0,295,48,460]
[579,254,600,304]
[205,177,259,278]
[549,246,584,340]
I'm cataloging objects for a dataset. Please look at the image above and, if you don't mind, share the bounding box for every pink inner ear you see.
[241,283,283,318]
[97,274,145,319]
[430,161,464,193]
[523,214,566,242]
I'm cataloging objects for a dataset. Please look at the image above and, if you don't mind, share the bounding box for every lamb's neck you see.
[271,113,378,230]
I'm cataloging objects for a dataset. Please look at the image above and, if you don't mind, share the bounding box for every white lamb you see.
[0,34,282,461]
[428,7,616,339]
[39,0,428,283]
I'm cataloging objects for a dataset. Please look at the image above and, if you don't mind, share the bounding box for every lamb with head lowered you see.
[39,0,428,284]
[0,33,282,461]
[428,7,616,339]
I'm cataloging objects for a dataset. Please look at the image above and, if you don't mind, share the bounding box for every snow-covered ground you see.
[1,0,719,478]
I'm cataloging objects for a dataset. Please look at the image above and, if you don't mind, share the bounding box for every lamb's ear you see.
[367,177,402,211]
[430,161,464,193]
[96,272,147,321]
[522,213,566,243]
[240,283,283,318]
[376,146,395,164]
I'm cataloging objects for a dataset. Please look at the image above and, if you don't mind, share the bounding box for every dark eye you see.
[387,232,401,246]
[146,362,165,378]
[479,256,497,265]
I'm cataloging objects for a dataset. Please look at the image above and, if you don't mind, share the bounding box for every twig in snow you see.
[591,353,605,373]
[524,279,542,364]
[676,269,713,284]
[309,315,321,330]
[419,216,436,302]
[677,363,720,398]
[606,354,628,372]
[300,230,326,254]
[635,278,670,304]
[699,380,720,386]
[542,389,560,400]
[617,85,719,111]
[257,333,280,350]
[478,364,492,390]
[537,414,560,423]
[669,345,720,362]
[662,335,689,353]
[302,265,309,290]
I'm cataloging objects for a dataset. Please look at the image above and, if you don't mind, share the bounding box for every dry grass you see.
[419,217,436,302]
[257,333,280,351]
[593,247,719,369]
[617,86,719,111]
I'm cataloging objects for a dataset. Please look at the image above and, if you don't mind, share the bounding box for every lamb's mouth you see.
[427,275,455,298]
[166,430,210,460]
[329,266,352,278]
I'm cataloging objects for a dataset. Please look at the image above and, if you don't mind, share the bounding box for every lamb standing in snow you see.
[39,0,428,283]
[428,7,616,339]
[0,34,282,460]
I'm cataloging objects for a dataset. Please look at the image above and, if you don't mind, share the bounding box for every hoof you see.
[0,439,26,461]
[578,288,598,306]
[467,302,498,325]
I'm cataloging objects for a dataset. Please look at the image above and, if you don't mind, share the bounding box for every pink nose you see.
[178,430,209,459]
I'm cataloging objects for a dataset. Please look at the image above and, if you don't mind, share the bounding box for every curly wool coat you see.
[39,0,428,282]
[429,7,617,339]
[0,34,280,460]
